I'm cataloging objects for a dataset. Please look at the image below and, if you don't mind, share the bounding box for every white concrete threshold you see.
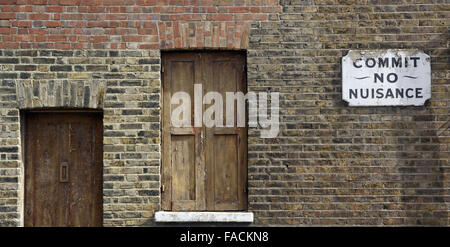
[155,211,254,223]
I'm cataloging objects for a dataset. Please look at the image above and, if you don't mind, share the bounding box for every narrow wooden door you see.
[24,112,103,227]
[162,53,206,211]
[162,51,247,211]
[203,53,247,211]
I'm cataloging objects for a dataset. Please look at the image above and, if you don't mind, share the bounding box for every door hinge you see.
[161,184,165,193]
[161,66,164,73]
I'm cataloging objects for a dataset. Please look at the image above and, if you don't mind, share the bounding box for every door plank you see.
[57,122,70,226]
[204,52,248,211]
[162,53,206,211]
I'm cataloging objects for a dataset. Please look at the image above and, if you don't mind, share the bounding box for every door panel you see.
[204,53,247,211]
[162,53,205,211]
[162,51,247,211]
[24,112,103,227]
[171,135,196,209]
[213,134,239,210]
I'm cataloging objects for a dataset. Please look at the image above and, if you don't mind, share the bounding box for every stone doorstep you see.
[154,211,254,223]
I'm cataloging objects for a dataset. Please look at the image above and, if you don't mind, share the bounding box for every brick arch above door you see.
[158,21,252,50]
[16,80,106,109]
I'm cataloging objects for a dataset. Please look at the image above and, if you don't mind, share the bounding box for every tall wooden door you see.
[24,112,103,227]
[162,52,247,211]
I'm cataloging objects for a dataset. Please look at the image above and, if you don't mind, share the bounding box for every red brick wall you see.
[0,0,281,49]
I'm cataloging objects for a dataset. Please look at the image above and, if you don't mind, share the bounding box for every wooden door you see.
[162,51,247,211]
[24,112,103,227]
[203,53,247,211]
[162,53,206,211]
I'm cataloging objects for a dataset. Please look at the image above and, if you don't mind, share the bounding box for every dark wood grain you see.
[24,112,103,226]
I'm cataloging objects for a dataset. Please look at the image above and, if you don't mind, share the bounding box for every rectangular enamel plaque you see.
[342,49,431,106]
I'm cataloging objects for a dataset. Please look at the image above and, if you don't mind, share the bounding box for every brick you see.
[59,0,81,5]
[0,28,13,34]
[1,80,14,87]
[52,50,73,56]
[137,190,159,196]
[138,58,159,64]
[209,14,233,21]
[50,65,72,71]
[0,73,17,79]
[122,109,142,115]
[16,50,38,56]
[104,131,125,137]
[14,65,36,71]
[119,81,141,86]
[86,65,108,71]
[0,0,17,4]
[29,13,50,20]
[0,13,15,20]
[0,20,10,27]
[19,72,31,79]
[103,0,123,5]
[106,88,125,94]
[0,147,18,153]
[33,58,56,64]
[46,21,62,27]
[0,58,19,63]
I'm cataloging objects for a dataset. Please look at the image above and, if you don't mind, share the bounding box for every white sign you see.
[342,49,431,106]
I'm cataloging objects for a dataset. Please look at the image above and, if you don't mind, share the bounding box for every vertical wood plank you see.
[195,53,206,211]
[24,114,34,226]
[93,114,104,226]
[162,55,173,210]
[204,53,215,211]
[205,52,248,211]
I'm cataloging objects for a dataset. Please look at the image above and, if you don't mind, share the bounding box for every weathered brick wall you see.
[246,0,449,226]
[0,49,161,226]
[0,0,280,49]
[0,0,449,226]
